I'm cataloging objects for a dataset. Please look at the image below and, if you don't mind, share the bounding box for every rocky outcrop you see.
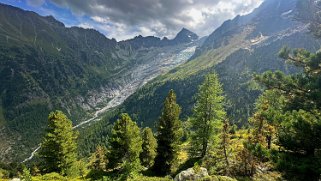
[174,167,209,181]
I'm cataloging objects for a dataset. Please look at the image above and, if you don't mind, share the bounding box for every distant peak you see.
[179,27,194,34]
[173,28,199,43]
[45,15,65,27]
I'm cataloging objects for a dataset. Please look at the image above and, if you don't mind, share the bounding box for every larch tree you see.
[153,89,183,175]
[90,145,108,171]
[107,113,142,173]
[39,110,78,176]
[221,119,230,175]
[250,89,285,149]
[189,73,226,158]
[140,127,157,168]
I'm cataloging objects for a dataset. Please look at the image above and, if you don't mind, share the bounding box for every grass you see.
[160,27,253,81]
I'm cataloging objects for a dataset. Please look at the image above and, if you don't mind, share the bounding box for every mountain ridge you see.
[110,0,320,133]
[0,2,200,162]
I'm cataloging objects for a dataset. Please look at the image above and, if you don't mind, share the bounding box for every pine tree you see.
[140,127,157,168]
[190,73,226,158]
[90,145,107,171]
[107,113,142,173]
[39,110,78,176]
[255,39,321,178]
[153,89,183,175]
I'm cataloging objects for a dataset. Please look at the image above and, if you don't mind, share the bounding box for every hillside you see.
[116,0,321,128]
[1,0,321,180]
[0,3,200,162]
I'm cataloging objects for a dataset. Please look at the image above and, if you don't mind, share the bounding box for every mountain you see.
[120,28,198,49]
[104,0,321,133]
[0,3,200,162]
[172,28,199,44]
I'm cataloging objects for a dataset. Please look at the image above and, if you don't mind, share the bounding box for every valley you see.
[22,45,197,162]
[1,0,321,180]
[0,3,200,162]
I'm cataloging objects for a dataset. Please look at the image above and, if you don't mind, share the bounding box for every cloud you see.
[30,0,263,40]
[27,0,45,7]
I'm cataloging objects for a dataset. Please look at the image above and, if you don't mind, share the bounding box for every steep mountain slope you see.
[0,3,200,162]
[117,0,321,129]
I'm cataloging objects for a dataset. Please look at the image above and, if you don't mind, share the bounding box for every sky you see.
[0,0,263,41]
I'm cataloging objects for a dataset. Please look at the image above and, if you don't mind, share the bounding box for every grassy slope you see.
[162,27,252,81]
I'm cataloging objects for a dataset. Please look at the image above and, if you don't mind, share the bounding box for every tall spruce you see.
[107,113,142,172]
[153,89,183,175]
[190,73,226,158]
[39,111,78,175]
[140,127,157,168]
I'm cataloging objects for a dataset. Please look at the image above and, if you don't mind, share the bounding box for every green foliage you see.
[129,175,173,181]
[276,152,321,180]
[32,172,67,181]
[39,111,78,176]
[278,110,321,154]
[249,90,285,148]
[0,168,10,179]
[254,44,321,179]
[107,113,143,174]
[153,90,183,175]
[189,73,226,158]
[67,160,88,179]
[77,109,117,158]
[199,175,237,181]
[90,145,108,171]
[140,128,157,168]
[21,166,32,181]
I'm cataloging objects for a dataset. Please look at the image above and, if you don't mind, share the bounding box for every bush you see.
[32,172,65,181]
[0,168,10,179]
[199,175,237,181]
[21,166,32,181]
[129,175,172,181]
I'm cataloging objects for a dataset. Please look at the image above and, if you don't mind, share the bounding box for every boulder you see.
[11,178,20,181]
[174,167,209,181]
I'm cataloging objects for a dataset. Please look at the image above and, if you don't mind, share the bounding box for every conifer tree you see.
[190,73,226,158]
[221,119,230,174]
[21,166,32,181]
[39,110,78,176]
[153,89,183,175]
[254,40,321,178]
[140,127,157,168]
[250,90,285,149]
[90,145,107,171]
[107,113,142,172]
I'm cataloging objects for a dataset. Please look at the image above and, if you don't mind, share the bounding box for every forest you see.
[0,0,321,180]
[1,42,321,180]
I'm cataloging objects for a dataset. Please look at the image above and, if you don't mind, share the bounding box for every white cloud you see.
[78,23,94,29]
[91,16,110,24]
[39,0,264,40]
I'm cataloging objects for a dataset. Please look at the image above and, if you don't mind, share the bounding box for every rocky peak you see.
[173,28,199,44]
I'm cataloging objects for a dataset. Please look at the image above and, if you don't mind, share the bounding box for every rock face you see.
[174,167,209,181]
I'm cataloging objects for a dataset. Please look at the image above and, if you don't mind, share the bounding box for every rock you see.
[10,178,20,181]
[174,167,209,181]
